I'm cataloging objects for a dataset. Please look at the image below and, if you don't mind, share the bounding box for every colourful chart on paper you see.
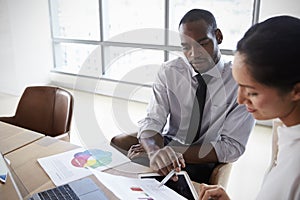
[130,186,154,200]
[71,149,112,169]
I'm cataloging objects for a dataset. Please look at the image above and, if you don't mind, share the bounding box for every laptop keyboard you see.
[37,184,80,200]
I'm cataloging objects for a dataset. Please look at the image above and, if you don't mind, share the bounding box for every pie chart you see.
[71,149,112,169]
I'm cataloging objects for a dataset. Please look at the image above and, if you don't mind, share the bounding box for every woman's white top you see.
[256,123,300,200]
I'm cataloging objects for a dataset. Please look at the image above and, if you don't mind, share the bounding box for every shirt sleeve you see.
[212,101,255,163]
[137,64,170,138]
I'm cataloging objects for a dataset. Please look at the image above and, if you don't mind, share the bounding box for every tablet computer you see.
[139,171,198,200]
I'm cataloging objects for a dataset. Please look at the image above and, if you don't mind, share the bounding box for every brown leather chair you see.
[0,86,74,139]
[192,162,232,195]
[209,162,232,188]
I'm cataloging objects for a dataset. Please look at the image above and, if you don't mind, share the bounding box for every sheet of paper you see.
[91,169,187,200]
[38,145,130,186]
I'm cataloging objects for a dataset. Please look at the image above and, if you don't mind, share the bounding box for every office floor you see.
[0,89,273,200]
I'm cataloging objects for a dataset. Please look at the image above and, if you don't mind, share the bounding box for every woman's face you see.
[232,53,297,125]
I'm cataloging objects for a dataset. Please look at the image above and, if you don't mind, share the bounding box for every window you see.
[49,0,259,86]
[102,0,164,43]
[50,0,100,40]
[169,0,255,49]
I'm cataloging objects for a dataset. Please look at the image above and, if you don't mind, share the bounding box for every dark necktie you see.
[186,74,207,144]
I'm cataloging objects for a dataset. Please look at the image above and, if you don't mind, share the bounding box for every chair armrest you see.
[0,116,17,125]
[54,132,70,142]
[209,162,232,189]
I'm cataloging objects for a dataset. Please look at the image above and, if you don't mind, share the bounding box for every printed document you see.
[38,145,130,186]
[91,169,187,200]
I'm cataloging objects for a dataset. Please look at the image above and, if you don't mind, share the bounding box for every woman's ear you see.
[291,83,300,101]
[215,29,223,44]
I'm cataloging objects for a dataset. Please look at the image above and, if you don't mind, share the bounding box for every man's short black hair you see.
[179,9,217,30]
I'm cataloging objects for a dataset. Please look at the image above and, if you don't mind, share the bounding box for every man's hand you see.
[148,146,185,181]
[127,144,145,159]
[198,183,230,200]
[139,130,185,181]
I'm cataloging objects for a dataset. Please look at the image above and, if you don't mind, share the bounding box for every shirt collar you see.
[202,58,224,78]
[182,56,224,78]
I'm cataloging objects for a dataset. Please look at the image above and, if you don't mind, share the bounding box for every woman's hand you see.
[198,183,230,200]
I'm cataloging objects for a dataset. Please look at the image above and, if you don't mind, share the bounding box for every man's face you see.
[179,19,221,73]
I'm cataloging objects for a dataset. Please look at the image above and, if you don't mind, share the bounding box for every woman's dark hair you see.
[236,15,300,93]
[179,9,217,31]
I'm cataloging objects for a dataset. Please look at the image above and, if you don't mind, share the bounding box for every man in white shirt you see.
[111,9,254,183]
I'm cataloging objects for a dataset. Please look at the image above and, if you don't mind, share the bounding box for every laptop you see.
[1,153,108,200]
[28,177,109,200]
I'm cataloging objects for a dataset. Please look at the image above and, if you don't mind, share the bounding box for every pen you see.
[157,169,176,188]
[157,157,182,188]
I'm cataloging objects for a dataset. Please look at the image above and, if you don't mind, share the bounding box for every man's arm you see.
[139,130,164,152]
[213,103,255,163]
[173,144,218,164]
[139,130,217,170]
[175,101,254,164]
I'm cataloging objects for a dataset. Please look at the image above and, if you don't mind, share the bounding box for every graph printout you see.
[38,146,130,186]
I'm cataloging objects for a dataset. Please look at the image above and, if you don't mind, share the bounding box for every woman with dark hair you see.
[198,15,300,200]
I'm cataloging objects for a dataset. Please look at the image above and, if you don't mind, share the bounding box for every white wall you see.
[0,0,52,96]
[260,0,300,21]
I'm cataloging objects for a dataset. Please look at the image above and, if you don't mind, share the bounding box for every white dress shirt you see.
[138,56,255,162]
[256,124,300,200]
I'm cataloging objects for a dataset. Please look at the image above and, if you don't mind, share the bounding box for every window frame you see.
[48,0,261,87]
